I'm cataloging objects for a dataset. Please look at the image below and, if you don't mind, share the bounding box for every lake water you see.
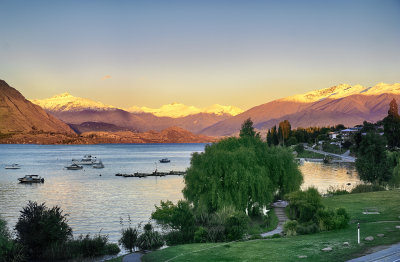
[0,144,359,242]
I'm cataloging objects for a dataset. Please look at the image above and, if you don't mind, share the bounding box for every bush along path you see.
[261,201,288,237]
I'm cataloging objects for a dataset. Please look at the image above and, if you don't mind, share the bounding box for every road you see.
[304,146,356,163]
[347,243,400,262]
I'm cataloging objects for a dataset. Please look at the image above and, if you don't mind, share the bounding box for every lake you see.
[0,143,359,242]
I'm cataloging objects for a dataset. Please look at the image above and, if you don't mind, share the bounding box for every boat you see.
[18,175,44,183]
[93,160,104,169]
[65,163,83,170]
[5,164,21,169]
[159,158,171,163]
[72,155,97,165]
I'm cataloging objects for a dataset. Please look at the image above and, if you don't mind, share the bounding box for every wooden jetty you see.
[115,170,186,178]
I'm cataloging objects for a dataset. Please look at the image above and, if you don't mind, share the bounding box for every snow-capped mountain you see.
[202,83,400,136]
[126,102,243,117]
[282,83,400,103]
[31,93,116,112]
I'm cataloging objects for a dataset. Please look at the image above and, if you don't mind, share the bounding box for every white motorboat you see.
[93,160,104,169]
[65,163,83,170]
[18,175,44,183]
[72,155,97,165]
[5,164,21,169]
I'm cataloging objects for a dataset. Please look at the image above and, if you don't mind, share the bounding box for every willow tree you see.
[183,125,303,213]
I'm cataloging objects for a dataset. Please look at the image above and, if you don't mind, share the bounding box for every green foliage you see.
[326,185,350,196]
[350,184,386,194]
[296,222,319,235]
[322,142,341,154]
[183,133,303,213]
[316,208,350,231]
[355,133,392,184]
[42,234,120,260]
[283,220,298,236]
[15,201,72,258]
[294,143,305,154]
[0,216,25,262]
[152,200,195,243]
[137,224,164,250]
[286,187,323,223]
[383,98,400,149]
[119,226,138,253]
[224,212,249,241]
[390,162,400,188]
[239,118,258,138]
[193,227,208,243]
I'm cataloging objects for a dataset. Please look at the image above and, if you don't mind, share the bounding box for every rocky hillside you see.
[0,80,75,135]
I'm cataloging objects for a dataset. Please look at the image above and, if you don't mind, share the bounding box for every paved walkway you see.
[347,243,400,262]
[122,252,143,262]
[304,146,356,163]
[261,205,288,237]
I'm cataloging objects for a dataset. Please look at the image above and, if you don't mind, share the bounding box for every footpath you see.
[261,201,288,237]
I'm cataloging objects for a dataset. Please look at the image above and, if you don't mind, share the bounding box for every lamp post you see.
[357,223,360,244]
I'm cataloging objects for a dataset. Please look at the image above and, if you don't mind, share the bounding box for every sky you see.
[1,0,399,110]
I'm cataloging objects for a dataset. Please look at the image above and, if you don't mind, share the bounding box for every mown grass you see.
[248,208,279,236]
[143,189,400,262]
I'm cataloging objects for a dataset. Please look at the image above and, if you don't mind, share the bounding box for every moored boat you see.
[93,160,104,169]
[72,155,97,165]
[18,175,44,183]
[5,164,21,169]
[65,163,83,170]
[159,158,171,163]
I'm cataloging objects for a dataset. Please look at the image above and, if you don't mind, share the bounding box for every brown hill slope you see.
[0,80,75,134]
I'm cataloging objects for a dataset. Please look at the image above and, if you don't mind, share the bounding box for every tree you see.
[278,120,291,145]
[383,99,400,149]
[355,133,392,184]
[183,120,303,213]
[239,118,258,138]
[15,202,72,258]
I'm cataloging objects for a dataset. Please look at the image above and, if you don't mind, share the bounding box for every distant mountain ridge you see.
[32,93,243,117]
[201,83,400,136]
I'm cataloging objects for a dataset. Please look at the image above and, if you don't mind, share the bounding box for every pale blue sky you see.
[1,0,399,109]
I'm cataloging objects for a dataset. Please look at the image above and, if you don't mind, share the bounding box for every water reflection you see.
[300,161,359,193]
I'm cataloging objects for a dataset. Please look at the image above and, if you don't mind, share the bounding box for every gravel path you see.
[261,205,288,237]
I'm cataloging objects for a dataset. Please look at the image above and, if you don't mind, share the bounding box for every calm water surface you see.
[0,144,359,242]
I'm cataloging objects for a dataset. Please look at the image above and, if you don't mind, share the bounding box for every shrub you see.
[137,224,164,250]
[15,201,72,258]
[296,222,319,235]
[225,212,249,241]
[164,231,186,246]
[42,234,119,260]
[317,208,350,231]
[350,184,386,194]
[294,144,305,154]
[152,200,195,244]
[283,220,298,236]
[0,216,25,262]
[119,226,138,252]
[286,187,322,223]
[193,227,208,243]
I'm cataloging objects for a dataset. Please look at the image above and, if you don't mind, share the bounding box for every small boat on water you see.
[159,158,171,163]
[5,164,21,169]
[65,163,83,170]
[72,155,97,165]
[18,175,44,183]
[93,160,104,169]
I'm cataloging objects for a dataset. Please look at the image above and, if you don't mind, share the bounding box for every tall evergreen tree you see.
[239,118,257,138]
[383,99,400,149]
[278,120,291,146]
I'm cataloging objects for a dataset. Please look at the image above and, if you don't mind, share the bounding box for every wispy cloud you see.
[101,75,112,80]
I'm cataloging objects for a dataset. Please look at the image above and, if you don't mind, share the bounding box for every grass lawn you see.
[142,189,400,262]
[297,150,326,159]
[106,255,124,262]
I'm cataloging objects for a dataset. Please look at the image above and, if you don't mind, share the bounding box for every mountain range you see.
[2,79,400,141]
[201,83,400,136]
